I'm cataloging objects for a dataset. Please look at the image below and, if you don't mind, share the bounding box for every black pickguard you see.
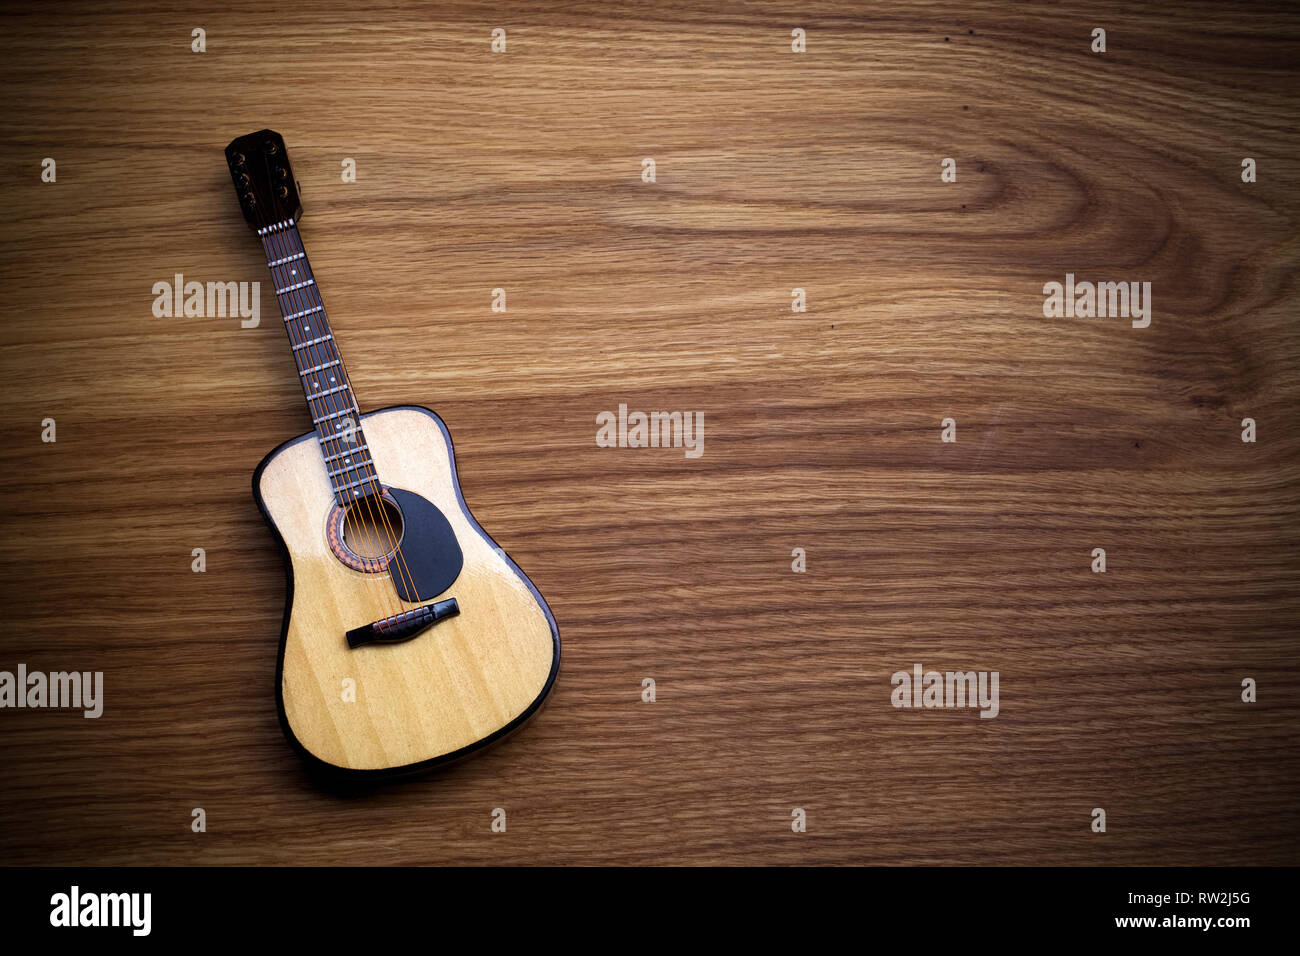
[385,486,463,602]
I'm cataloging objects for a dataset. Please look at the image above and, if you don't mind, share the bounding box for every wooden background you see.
[1,0,1297,866]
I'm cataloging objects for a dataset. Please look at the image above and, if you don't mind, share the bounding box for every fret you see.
[327,456,373,479]
[306,383,350,399]
[313,406,357,426]
[335,475,377,496]
[268,252,306,267]
[302,358,341,374]
[276,278,316,295]
[322,443,369,461]
[291,333,333,350]
[270,260,313,285]
[284,305,323,322]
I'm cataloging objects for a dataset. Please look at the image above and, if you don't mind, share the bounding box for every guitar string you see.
[262,223,402,620]
[270,223,424,608]
[276,221,423,606]
[263,222,423,610]
[261,224,394,623]
[261,224,403,621]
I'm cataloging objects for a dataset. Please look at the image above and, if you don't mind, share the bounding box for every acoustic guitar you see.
[224,129,559,781]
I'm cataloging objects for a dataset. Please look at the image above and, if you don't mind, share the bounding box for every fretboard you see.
[258,220,379,506]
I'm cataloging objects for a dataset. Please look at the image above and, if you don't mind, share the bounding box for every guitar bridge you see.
[346,598,459,649]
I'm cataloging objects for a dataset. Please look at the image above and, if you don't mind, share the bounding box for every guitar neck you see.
[258,220,378,504]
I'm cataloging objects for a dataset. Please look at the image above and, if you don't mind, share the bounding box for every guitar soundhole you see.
[326,490,405,573]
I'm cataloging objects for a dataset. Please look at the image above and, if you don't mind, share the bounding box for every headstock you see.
[224,129,302,230]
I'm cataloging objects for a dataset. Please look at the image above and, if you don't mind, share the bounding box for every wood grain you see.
[1,0,1297,865]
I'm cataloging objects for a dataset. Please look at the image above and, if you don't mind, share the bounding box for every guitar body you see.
[253,404,560,780]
